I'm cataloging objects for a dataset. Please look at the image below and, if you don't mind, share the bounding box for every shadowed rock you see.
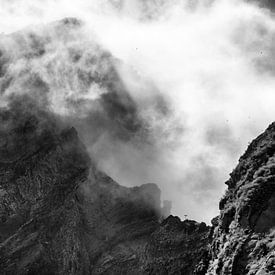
[0,100,210,274]
[207,122,275,274]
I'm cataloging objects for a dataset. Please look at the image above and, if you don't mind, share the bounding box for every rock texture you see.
[80,174,210,275]
[249,0,275,11]
[0,102,210,274]
[0,100,91,275]
[1,15,275,275]
[207,123,275,274]
[0,18,211,275]
[1,90,274,275]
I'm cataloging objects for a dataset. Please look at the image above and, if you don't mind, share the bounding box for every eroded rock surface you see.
[207,123,275,275]
[1,16,275,275]
[0,101,210,274]
[0,99,91,275]
[0,18,212,275]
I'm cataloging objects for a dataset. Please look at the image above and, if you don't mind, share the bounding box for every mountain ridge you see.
[0,100,210,274]
[0,17,274,275]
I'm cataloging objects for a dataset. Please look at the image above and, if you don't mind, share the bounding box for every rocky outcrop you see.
[1,15,275,275]
[0,101,210,274]
[143,216,210,275]
[81,174,210,275]
[207,123,275,274]
[0,18,211,275]
[0,99,92,274]
[248,0,275,11]
[1,96,274,275]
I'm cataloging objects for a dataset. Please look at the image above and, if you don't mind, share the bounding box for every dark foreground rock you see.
[0,18,210,275]
[207,123,275,274]
[0,103,210,274]
[1,85,275,275]
[0,16,275,275]
[0,100,91,275]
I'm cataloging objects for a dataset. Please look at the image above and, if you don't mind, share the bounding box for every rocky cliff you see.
[1,90,275,275]
[0,101,210,274]
[0,98,92,274]
[207,123,275,274]
[1,15,275,275]
[0,17,211,275]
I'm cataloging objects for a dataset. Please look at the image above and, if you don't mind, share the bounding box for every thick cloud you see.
[0,19,159,143]
[0,0,275,223]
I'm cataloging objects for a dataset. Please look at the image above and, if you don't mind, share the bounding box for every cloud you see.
[0,0,275,223]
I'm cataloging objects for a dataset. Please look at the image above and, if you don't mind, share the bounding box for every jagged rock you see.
[82,178,210,275]
[207,123,275,275]
[0,99,91,275]
[2,15,275,275]
[0,18,211,275]
[0,101,210,274]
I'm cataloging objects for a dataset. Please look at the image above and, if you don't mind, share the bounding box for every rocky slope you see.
[1,98,274,275]
[0,101,210,274]
[0,18,211,275]
[0,99,92,274]
[1,15,275,275]
[207,123,275,274]
[80,174,210,275]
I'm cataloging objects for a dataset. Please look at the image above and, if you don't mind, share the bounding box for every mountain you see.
[0,101,210,274]
[207,123,275,274]
[0,17,275,275]
[2,98,274,275]
[0,98,91,274]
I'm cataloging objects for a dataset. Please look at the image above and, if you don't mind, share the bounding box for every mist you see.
[0,0,275,223]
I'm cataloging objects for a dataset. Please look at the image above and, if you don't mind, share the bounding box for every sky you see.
[0,0,275,223]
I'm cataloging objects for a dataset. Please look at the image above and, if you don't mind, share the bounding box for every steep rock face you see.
[78,173,161,274]
[0,102,210,274]
[143,216,210,275]
[81,175,210,275]
[2,19,275,274]
[0,100,92,275]
[207,123,275,274]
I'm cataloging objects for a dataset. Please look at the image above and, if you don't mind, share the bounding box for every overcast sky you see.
[1,0,275,223]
